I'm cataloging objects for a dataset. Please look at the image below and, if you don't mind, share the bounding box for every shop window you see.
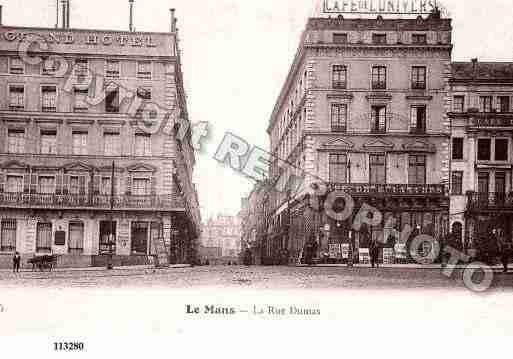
[1,219,17,253]
[99,221,116,255]
[36,222,52,254]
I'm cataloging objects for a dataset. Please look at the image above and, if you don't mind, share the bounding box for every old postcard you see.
[0,0,512,357]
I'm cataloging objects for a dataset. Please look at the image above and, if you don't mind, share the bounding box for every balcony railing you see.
[467,192,513,210]
[0,193,185,211]
[328,183,447,197]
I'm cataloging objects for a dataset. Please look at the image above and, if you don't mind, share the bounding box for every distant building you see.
[449,60,513,258]
[0,5,201,268]
[200,215,241,261]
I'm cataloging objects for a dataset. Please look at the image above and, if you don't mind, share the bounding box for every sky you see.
[2,0,512,221]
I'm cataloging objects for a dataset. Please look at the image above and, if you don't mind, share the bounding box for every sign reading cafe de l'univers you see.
[323,0,439,14]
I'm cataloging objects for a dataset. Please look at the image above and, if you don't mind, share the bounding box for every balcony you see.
[327,183,447,197]
[0,193,185,211]
[467,192,513,211]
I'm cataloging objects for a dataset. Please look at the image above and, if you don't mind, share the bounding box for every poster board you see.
[394,244,408,259]
[359,248,370,264]
[329,244,341,259]
[341,243,350,259]
[383,248,395,264]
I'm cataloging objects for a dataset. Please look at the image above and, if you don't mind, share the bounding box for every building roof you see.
[451,62,513,82]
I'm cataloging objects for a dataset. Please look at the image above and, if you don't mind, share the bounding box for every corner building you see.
[267,14,452,264]
[0,13,201,268]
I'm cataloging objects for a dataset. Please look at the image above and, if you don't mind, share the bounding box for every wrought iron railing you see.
[328,183,447,196]
[467,192,513,209]
[0,192,185,210]
[467,114,513,128]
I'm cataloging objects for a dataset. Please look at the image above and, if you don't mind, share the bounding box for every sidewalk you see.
[0,264,191,274]
[297,263,510,271]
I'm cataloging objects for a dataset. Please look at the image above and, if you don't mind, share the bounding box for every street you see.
[1,265,512,291]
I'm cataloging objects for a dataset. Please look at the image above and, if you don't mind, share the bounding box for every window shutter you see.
[79,176,86,195]
[150,176,157,195]
[0,172,5,193]
[55,172,63,195]
[411,107,417,128]
[93,175,100,195]
[125,174,132,195]
[62,174,70,194]
[30,173,38,194]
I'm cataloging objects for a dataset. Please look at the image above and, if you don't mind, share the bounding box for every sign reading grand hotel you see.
[1,30,158,47]
[323,0,439,14]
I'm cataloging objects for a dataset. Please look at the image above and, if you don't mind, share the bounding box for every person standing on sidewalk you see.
[370,240,379,268]
[12,252,21,273]
[498,235,511,273]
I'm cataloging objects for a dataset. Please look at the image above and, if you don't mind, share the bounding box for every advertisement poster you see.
[395,244,408,259]
[359,248,370,264]
[341,243,350,259]
[328,244,341,259]
[383,248,395,264]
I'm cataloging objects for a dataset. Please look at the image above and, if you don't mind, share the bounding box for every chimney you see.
[0,5,3,26]
[471,58,478,78]
[170,8,176,32]
[61,0,70,29]
[55,0,59,28]
[129,0,134,32]
[66,0,70,28]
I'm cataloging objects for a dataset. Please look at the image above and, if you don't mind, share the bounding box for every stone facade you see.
[0,17,201,267]
[200,215,241,261]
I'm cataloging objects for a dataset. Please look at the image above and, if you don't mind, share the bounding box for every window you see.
[74,87,89,112]
[332,65,347,89]
[41,85,57,112]
[412,34,427,44]
[496,172,506,194]
[1,220,17,253]
[372,66,386,89]
[408,155,426,185]
[6,175,23,193]
[411,66,427,89]
[74,58,88,77]
[495,139,509,161]
[371,105,387,133]
[7,129,25,154]
[72,131,88,155]
[69,176,86,195]
[452,171,463,195]
[133,178,150,196]
[333,33,348,44]
[101,177,112,195]
[39,176,55,194]
[369,154,386,184]
[9,58,24,74]
[477,139,491,161]
[69,222,84,255]
[499,96,510,113]
[452,138,464,160]
[137,61,152,79]
[135,133,152,156]
[331,104,347,132]
[329,154,348,183]
[36,222,52,254]
[410,105,427,133]
[41,130,57,155]
[105,88,119,113]
[453,96,465,113]
[104,132,121,156]
[106,60,120,78]
[8,85,25,111]
[479,96,493,113]
[42,57,58,76]
[372,34,387,44]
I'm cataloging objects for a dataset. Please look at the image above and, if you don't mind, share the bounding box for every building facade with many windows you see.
[0,13,201,268]
[449,60,513,260]
[265,13,452,264]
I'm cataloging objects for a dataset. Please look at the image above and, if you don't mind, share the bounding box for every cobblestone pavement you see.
[0,265,512,291]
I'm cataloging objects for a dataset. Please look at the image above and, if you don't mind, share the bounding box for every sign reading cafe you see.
[323,0,439,14]
[1,30,158,47]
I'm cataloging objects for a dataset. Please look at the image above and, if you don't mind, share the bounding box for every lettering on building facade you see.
[323,0,439,14]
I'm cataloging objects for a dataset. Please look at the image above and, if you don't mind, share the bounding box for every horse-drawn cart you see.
[28,255,59,272]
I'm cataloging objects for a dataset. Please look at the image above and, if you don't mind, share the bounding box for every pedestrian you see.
[370,240,379,268]
[498,235,512,273]
[13,252,21,273]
